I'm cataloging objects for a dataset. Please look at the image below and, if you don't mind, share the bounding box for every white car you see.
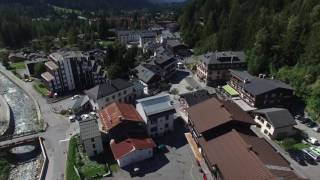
[69,115,76,122]
[307,137,319,145]
[313,127,320,132]
[71,95,80,100]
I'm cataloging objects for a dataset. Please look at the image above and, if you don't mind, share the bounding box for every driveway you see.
[104,119,203,180]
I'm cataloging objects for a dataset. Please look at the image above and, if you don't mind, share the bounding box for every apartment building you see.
[85,79,140,110]
[139,32,157,48]
[41,50,106,95]
[136,94,175,137]
[228,70,294,108]
[196,51,246,86]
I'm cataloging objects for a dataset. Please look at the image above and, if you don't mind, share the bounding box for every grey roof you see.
[85,79,133,100]
[135,63,164,83]
[242,78,293,96]
[229,69,254,81]
[72,95,90,110]
[200,51,246,65]
[254,108,296,128]
[137,94,175,116]
[153,54,176,67]
[166,39,185,48]
[180,89,210,107]
[140,31,157,38]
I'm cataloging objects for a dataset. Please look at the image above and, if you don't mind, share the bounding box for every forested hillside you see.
[179,0,320,120]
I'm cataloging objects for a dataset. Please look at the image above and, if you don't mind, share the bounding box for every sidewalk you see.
[185,133,214,180]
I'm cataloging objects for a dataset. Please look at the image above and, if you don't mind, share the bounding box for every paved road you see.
[0,64,70,180]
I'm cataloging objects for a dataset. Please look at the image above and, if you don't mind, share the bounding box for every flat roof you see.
[232,98,257,112]
[223,85,239,96]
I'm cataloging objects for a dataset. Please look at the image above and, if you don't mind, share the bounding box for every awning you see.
[223,85,239,96]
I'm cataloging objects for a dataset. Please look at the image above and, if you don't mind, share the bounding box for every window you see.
[112,95,115,99]
[151,119,157,125]
[151,127,157,132]
[165,123,169,128]
[266,123,271,129]
[106,98,109,102]
[264,129,268,135]
[91,138,95,142]
[124,90,127,94]
[92,144,96,148]
[118,92,121,96]
[165,115,169,120]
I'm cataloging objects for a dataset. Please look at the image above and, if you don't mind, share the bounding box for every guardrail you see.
[0,130,40,141]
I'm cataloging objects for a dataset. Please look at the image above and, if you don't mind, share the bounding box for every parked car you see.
[313,127,320,132]
[303,151,317,165]
[300,118,311,124]
[69,115,76,122]
[303,148,320,161]
[289,150,307,166]
[306,121,318,128]
[307,137,319,145]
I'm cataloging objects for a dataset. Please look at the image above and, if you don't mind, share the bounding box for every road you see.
[0,64,70,180]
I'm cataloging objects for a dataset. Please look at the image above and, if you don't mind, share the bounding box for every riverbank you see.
[0,95,11,136]
[0,65,43,131]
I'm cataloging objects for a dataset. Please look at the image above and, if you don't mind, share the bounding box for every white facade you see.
[117,148,153,168]
[254,115,295,139]
[136,94,175,137]
[78,116,104,157]
[90,86,135,110]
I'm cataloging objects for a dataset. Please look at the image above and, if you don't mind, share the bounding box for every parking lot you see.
[290,121,320,180]
[105,119,203,180]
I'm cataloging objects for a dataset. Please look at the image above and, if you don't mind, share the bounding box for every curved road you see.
[0,64,70,180]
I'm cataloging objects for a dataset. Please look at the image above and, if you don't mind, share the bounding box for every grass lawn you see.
[66,137,81,180]
[33,82,48,96]
[99,40,115,48]
[66,136,109,180]
[9,62,25,70]
[0,158,10,180]
[277,137,311,151]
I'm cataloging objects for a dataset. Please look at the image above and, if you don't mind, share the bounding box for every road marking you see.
[59,138,70,143]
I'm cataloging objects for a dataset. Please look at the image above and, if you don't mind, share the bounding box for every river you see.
[0,73,41,180]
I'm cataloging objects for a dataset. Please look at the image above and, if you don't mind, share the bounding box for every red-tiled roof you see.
[99,102,143,131]
[187,98,254,133]
[110,138,156,160]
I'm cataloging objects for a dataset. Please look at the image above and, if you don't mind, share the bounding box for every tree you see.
[33,62,46,77]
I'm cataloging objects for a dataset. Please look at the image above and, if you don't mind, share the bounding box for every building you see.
[228,70,294,108]
[117,30,156,45]
[253,108,297,139]
[139,32,157,48]
[78,114,104,157]
[196,51,246,86]
[150,53,177,79]
[85,79,138,110]
[41,50,106,95]
[71,95,91,115]
[136,94,176,137]
[110,137,155,168]
[179,89,210,117]
[133,64,162,95]
[165,39,189,56]
[187,98,303,180]
[99,102,147,141]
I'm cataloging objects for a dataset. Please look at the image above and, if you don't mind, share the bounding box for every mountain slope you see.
[179,0,320,120]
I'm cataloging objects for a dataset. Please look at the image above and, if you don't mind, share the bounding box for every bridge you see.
[0,131,44,151]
